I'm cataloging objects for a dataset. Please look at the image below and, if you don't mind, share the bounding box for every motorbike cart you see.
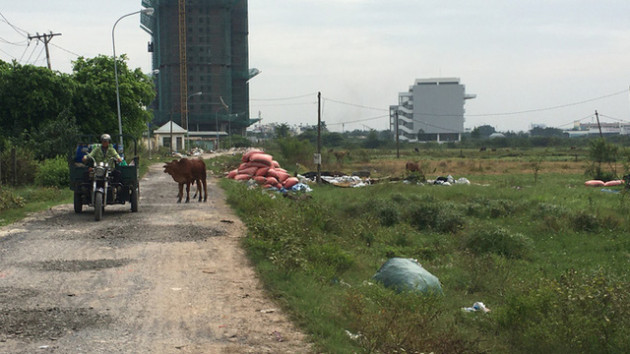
[68,135,140,221]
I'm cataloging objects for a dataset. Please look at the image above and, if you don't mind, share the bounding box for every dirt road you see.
[0,163,310,353]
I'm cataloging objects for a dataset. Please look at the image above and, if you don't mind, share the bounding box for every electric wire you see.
[323,97,389,112]
[0,47,16,59]
[0,11,29,37]
[466,89,629,117]
[25,40,39,64]
[49,42,81,57]
[250,92,317,101]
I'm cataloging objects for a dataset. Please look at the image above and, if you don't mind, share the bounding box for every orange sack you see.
[238,166,258,176]
[283,177,299,189]
[584,180,605,187]
[253,176,267,184]
[603,180,624,187]
[266,176,279,185]
[250,153,273,166]
[234,174,251,181]
[255,167,270,176]
[227,170,238,179]
[242,150,264,162]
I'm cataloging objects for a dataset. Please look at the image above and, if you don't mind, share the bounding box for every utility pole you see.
[595,110,603,138]
[316,92,322,184]
[395,110,400,158]
[27,32,61,70]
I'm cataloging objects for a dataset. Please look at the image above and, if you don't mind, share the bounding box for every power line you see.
[467,89,629,117]
[598,114,630,124]
[0,11,29,37]
[323,97,389,112]
[252,101,316,107]
[49,42,81,57]
[251,92,317,101]
[0,47,16,59]
[0,36,27,45]
[327,114,389,126]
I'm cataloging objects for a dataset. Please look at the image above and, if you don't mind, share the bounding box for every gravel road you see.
[0,162,310,353]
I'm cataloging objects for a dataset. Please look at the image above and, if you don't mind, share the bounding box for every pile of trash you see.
[426,175,470,186]
[226,150,301,190]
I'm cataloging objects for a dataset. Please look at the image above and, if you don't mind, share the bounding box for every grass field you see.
[219,147,630,353]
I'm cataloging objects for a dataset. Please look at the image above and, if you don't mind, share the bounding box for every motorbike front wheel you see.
[94,191,103,221]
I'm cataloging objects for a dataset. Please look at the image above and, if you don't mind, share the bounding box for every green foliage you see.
[363,130,382,149]
[218,158,630,353]
[464,226,533,259]
[344,284,480,353]
[275,137,313,166]
[71,55,155,139]
[225,135,251,148]
[586,138,619,180]
[274,123,290,138]
[0,145,38,186]
[0,188,25,211]
[0,60,75,138]
[405,202,465,233]
[30,109,80,160]
[35,156,69,188]
[497,269,630,353]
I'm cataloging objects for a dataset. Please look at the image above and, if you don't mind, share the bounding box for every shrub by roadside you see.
[35,156,69,188]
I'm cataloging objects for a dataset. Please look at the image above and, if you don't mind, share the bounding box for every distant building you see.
[565,122,630,138]
[141,0,259,136]
[390,78,475,142]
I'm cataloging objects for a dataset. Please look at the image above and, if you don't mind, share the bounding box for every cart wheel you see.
[94,191,103,221]
[73,190,83,214]
[131,186,139,212]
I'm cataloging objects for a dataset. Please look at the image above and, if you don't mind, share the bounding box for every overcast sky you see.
[2,0,629,132]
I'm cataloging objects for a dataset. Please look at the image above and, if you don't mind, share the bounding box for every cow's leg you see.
[177,183,183,203]
[202,178,208,202]
[185,182,190,203]
[196,179,202,202]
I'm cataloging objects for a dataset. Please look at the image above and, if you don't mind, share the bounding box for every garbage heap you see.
[226,150,300,189]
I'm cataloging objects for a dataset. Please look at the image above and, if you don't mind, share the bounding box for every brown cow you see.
[405,161,420,172]
[163,158,208,203]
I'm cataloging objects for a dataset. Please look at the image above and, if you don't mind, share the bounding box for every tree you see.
[0,60,75,138]
[71,55,155,139]
[363,130,382,149]
[529,126,565,137]
[31,109,80,160]
[471,125,496,139]
[275,123,290,138]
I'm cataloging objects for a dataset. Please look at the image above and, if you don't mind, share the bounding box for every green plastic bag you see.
[372,258,443,294]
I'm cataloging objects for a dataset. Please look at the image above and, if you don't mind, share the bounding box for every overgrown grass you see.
[220,169,630,353]
[0,186,72,226]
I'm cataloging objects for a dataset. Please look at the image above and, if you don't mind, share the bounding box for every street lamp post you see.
[185,91,202,153]
[112,7,154,153]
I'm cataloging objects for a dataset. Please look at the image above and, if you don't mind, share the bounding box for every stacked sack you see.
[226,150,300,189]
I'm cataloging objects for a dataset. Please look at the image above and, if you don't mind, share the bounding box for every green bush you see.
[406,202,465,233]
[0,188,25,211]
[35,156,69,188]
[465,226,533,259]
[497,270,630,353]
[0,145,38,186]
[344,284,481,353]
[571,210,600,232]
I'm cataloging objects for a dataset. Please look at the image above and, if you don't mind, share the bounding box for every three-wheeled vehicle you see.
[68,135,140,221]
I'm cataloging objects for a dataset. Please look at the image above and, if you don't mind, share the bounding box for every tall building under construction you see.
[141,0,257,136]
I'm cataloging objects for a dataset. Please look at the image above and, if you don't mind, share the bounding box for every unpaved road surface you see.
[0,163,310,353]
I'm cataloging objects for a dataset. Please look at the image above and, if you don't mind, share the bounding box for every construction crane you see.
[178,0,188,130]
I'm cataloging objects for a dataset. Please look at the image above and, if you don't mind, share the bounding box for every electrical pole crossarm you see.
[27,32,61,70]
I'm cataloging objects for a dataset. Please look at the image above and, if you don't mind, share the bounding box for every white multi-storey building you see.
[390,78,475,142]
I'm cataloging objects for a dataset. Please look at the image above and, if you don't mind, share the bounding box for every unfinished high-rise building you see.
[141,0,257,137]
